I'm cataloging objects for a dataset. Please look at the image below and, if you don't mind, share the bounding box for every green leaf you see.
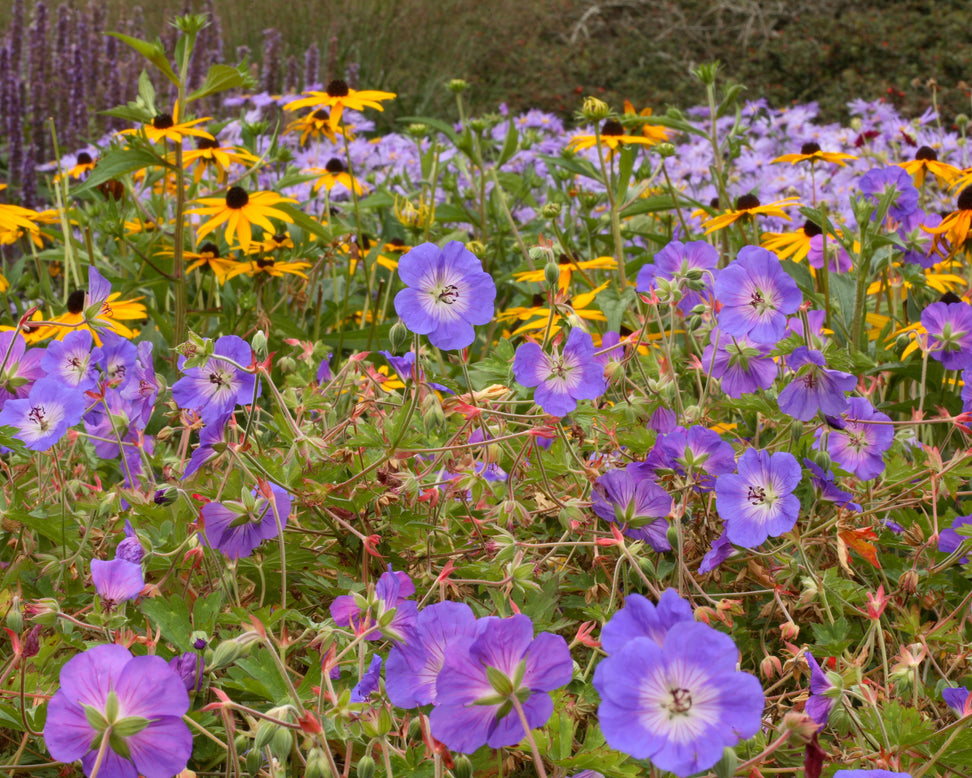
[188,63,256,102]
[108,33,178,85]
[398,115,460,146]
[273,203,337,243]
[74,147,173,194]
[496,117,520,168]
[140,595,193,652]
[539,153,604,183]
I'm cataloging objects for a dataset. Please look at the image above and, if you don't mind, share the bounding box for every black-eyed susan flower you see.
[567,119,662,155]
[54,151,97,182]
[899,146,961,188]
[513,255,617,292]
[0,186,41,240]
[285,108,342,146]
[157,242,248,285]
[188,186,297,253]
[622,99,672,145]
[310,158,366,195]
[923,185,972,258]
[175,138,259,184]
[498,282,609,337]
[284,79,396,126]
[242,256,312,279]
[257,232,296,253]
[772,142,857,167]
[702,193,799,235]
[761,220,823,263]
[120,106,214,145]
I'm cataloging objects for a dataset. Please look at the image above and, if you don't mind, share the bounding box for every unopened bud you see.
[452,755,474,778]
[760,655,782,680]
[779,621,800,642]
[5,597,23,633]
[447,79,469,94]
[388,322,409,353]
[541,202,562,219]
[654,142,676,158]
[712,746,738,778]
[581,96,610,122]
[544,261,561,288]
[251,330,268,360]
[356,755,376,778]
[305,748,332,778]
[782,711,820,744]
[898,569,919,594]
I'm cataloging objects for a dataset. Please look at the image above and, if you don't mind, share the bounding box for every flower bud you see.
[782,711,820,744]
[581,96,610,122]
[779,621,800,642]
[452,755,474,778]
[5,596,23,633]
[208,640,245,671]
[406,123,428,138]
[305,748,332,778]
[654,142,676,158]
[356,755,376,778]
[270,725,293,761]
[760,655,782,680]
[956,114,970,131]
[544,261,561,288]
[251,330,268,361]
[899,569,919,594]
[541,202,562,219]
[712,746,738,778]
[447,79,469,93]
[245,747,264,776]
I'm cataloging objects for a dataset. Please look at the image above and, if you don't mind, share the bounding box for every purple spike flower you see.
[920,301,972,370]
[591,468,673,551]
[200,481,292,559]
[429,614,572,753]
[715,449,802,547]
[816,397,893,481]
[713,246,802,345]
[394,241,496,350]
[0,378,86,450]
[594,621,764,776]
[171,335,259,423]
[777,347,855,421]
[513,328,607,417]
[43,644,192,778]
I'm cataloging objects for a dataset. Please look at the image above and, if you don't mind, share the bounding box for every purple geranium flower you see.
[600,589,694,653]
[350,655,383,703]
[513,328,607,417]
[834,772,911,778]
[0,331,46,409]
[594,621,764,777]
[698,532,734,573]
[591,468,673,551]
[713,246,802,345]
[859,165,920,226]
[715,449,802,547]
[646,425,737,492]
[817,397,894,481]
[804,459,862,512]
[200,481,292,559]
[91,558,144,606]
[41,330,100,391]
[804,652,836,727]
[331,566,418,642]
[938,514,972,563]
[807,234,853,273]
[920,301,972,370]
[636,240,717,315]
[44,644,192,778]
[777,347,856,421]
[168,652,205,693]
[394,241,496,350]
[429,614,572,753]
[171,335,259,423]
[0,378,87,450]
[943,686,970,716]
[701,328,778,398]
[386,601,480,708]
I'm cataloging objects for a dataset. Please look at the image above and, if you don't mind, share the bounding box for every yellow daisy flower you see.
[188,186,297,253]
[513,255,617,291]
[284,108,343,146]
[0,186,41,239]
[898,146,961,188]
[499,282,609,336]
[772,142,857,167]
[703,194,800,235]
[25,289,147,344]
[567,118,663,154]
[242,257,312,279]
[761,220,824,263]
[120,106,214,145]
[157,242,249,285]
[54,151,97,182]
[622,100,672,145]
[923,185,972,259]
[284,79,396,126]
[256,232,296,253]
[175,138,259,184]
[310,158,366,195]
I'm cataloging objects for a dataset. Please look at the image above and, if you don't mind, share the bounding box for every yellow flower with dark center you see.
[898,145,961,188]
[761,220,824,263]
[0,186,41,241]
[497,282,609,336]
[285,108,343,146]
[188,186,297,253]
[866,257,965,298]
[25,288,147,344]
[923,185,972,259]
[772,141,857,167]
[703,193,800,235]
[120,106,214,145]
[157,242,249,285]
[623,100,672,145]
[567,118,664,154]
[242,256,312,279]
[175,137,259,184]
[284,79,396,126]
[256,232,296,253]
[394,194,434,229]
[514,255,617,291]
[54,151,97,182]
[310,158,366,195]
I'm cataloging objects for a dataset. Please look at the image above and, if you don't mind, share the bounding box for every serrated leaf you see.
[140,595,193,652]
[188,63,255,102]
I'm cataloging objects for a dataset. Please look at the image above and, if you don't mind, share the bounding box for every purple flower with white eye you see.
[636,240,717,314]
[331,566,417,642]
[920,301,972,370]
[591,468,673,551]
[943,686,970,716]
[816,397,893,481]
[385,601,480,708]
[715,449,801,547]
[713,246,802,345]
[40,330,100,391]
[859,165,920,226]
[91,558,144,606]
[594,621,764,777]
[701,328,777,398]
[350,655,383,703]
[183,413,232,479]
[0,331,46,409]
[804,652,835,727]
[646,425,737,492]
[429,614,572,753]
[938,514,972,563]
[600,589,694,653]
[513,328,607,417]
[777,347,855,421]
[43,644,192,778]
[393,241,496,350]
[171,335,259,423]
[0,378,87,450]
[96,330,138,389]
[200,481,291,559]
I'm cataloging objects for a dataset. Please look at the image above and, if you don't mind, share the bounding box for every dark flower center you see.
[196,137,220,150]
[803,220,823,238]
[437,284,460,304]
[209,371,227,387]
[387,237,406,250]
[735,193,761,211]
[199,242,220,258]
[746,485,766,505]
[748,290,765,309]
[312,108,330,121]
[257,258,275,268]
[800,142,821,155]
[601,120,624,137]
[76,152,93,165]
[28,405,48,430]
[667,687,693,715]
[957,185,972,211]
[803,371,817,389]
[152,113,174,129]
[326,79,350,97]
[67,289,86,314]
[225,186,249,209]
[325,158,346,174]
[272,233,288,244]
[915,145,938,162]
